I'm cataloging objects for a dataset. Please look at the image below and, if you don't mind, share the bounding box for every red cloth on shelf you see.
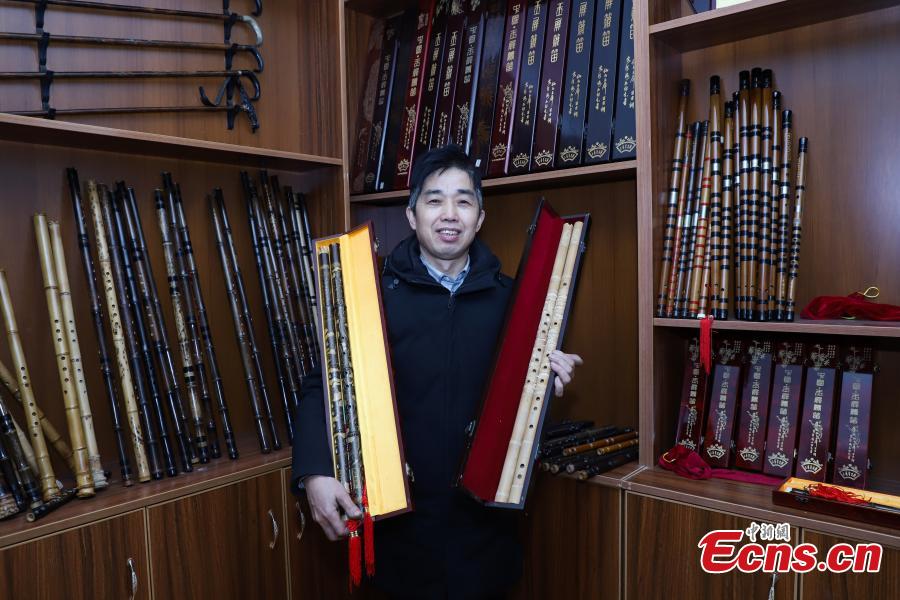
[659,445,783,486]
[800,292,900,321]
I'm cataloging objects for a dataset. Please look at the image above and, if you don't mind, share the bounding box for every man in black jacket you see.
[292,146,581,599]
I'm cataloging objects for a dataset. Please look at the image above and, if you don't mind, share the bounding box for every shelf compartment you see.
[626,467,900,549]
[654,317,900,339]
[0,114,343,171]
[350,160,637,204]
[649,0,900,51]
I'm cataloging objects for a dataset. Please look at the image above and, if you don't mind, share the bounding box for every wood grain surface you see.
[800,529,900,599]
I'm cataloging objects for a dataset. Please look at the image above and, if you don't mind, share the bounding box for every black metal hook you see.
[225,44,264,72]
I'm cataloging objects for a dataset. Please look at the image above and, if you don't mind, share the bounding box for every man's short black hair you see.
[408,144,483,211]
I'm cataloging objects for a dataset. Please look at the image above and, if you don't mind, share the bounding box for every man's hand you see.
[304,475,362,541]
[549,350,583,397]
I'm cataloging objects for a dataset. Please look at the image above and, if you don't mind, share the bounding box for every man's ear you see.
[406,205,417,230]
[475,209,485,232]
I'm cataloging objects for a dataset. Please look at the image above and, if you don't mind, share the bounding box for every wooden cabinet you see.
[800,530,899,600]
[625,493,796,600]
[147,470,287,600]
[0,510,148,600]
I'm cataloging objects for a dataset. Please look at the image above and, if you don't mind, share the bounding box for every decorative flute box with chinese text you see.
[314,223,411,520]
[773,477,900,529]
[458,199,590,509]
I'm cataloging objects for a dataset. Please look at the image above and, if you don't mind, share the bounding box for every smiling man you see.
[293,145,582,599]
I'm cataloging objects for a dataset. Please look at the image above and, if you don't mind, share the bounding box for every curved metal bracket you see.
[225,44,264,72]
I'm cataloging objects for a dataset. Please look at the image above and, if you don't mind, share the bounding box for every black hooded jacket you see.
[292,234,522,598]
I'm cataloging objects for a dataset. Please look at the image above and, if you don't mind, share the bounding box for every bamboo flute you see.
[786,137,807,322]
[10,414,38,474]
[664,123,696,317]
[34,214,95,497]
[283,186,318,360]
[746,68,763,319]
[159,181,221,460]
[0,358,73,469]
[292,192,320,343]
[210,193,270,453]
[105,187,187,474]
[704,76,724,318]
[737,74,751,318]
[673,121,703,318]
[90,182,163,480]
[0,270,58,501]
[168,181,237,459]
[66,169,134,485]
[119,185,200,466]
[562,430,638,455]
[509,220,584,504]
[775,110,794,320]
[330,243,364,506]
[678,120,708,318]
[566,438,640,473]
[755,70,774,320]
[0,473,19,519]
[717,101,736,319]
[766,91,783,320]
[656,79,691,317]
[496,224,573,502]
[155,190,211,466]
[0,434,24,512]
[48,220,108,489]
[0,390,42,508]
[318,247,351,492]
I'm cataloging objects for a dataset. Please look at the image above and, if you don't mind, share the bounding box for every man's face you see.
[406,166,485,265]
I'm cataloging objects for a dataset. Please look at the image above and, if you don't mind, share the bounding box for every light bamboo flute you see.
[317,248,350,491]
[48,220,108,489]
[105,186,185,475]
[775,110,794,321]
[159,179,221,460]
[705,78,725,317]
[155,190,211,466]
[211,191,272,452]
[0,358,73,469]
[92,182,167,479]
[766,91,784,319]
[34,214,95,497]
[656,79,691,317]
[0,390,43,509]
[495,224,574,503]
[737,72,751,319]
[66,169,135,484]
[664,122,697,317]
[716,101,736,319]
[115,187,198,469]
[785,137,808,322]
[330,243,364,506]
[678,121,709,318]
[168,180,238,460]
[0,269,59,502]
[756,70,774,321]
[746,68,763,319]
[672,121,703,317]
[508,221,584,504]
[242,181,294,445]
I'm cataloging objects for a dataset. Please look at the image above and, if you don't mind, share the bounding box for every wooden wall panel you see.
[0,510,149,600]
[0,0,343,157]
[0,140,340,481]
[625,493,797,600]
[801,529,900,599]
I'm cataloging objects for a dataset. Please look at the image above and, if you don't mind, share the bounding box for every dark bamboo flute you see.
[0,391,42,509]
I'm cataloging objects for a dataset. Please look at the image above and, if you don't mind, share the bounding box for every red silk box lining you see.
[460,202,584,502]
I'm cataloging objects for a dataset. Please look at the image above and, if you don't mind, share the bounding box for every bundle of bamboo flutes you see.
[655,71,809,322]
[539,426,639,480]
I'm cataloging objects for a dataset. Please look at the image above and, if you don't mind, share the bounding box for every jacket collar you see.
[384,234,504,294]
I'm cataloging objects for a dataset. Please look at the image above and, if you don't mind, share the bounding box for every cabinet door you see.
[283,469,386,599]
[0,510,148,600]
[800,530,899,599]
[625,493,796,600]
[148,470,288,600]
[512,474,621,600]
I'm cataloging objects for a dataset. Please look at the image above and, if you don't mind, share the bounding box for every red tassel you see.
[699,315,714,375]
[808,483,871,506]
[363,486,375,576]
[347,519,361,591]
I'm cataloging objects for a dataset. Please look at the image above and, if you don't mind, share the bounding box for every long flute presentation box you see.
[459,200,590,509]
[313,223,410,520]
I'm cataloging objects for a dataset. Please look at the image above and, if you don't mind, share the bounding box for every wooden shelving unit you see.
[654,317,900,338]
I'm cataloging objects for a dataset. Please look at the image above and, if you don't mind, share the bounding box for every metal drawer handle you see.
[268,508,279,549]
[295,501,306,542]
[127,557,138,600]
[768,572,779,600]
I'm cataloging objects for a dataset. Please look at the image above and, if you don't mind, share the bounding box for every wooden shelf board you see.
[653,317,900,338]
[0,438,291,549]
[0,113,343,171]
[649,0,900,51]
[578,460,644,488]
[344,0,415,18]
[624,467,900,549]
[350,160,638,204]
